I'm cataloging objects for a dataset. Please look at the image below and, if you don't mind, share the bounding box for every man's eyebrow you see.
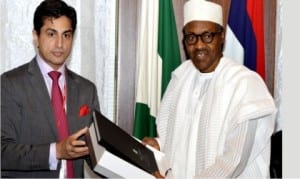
[63,29,73,34]
[45,28,57,32]
[44,28,73,34]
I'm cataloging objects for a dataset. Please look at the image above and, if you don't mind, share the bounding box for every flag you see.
[133,0,181,139]
[223,0,265,79]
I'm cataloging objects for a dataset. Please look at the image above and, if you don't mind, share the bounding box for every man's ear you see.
[221,30,225,42]
[32,30,39,48]
[220,30,225,52]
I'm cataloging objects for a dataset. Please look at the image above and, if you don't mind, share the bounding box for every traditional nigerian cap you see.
[184,0,223,27]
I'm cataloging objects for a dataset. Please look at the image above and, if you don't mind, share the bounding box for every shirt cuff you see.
[49,143,59,170]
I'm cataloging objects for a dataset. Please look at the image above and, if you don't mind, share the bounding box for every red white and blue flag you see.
[223,0,265,80]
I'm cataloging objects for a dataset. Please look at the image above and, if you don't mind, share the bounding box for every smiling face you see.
[183,21,224,73]
[33,15,74,70]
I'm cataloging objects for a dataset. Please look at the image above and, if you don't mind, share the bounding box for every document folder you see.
[86,110,159,178]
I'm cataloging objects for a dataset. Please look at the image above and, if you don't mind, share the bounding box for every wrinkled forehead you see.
[183,21,220,34]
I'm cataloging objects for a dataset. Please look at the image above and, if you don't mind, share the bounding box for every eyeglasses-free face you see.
[184,31,222,45]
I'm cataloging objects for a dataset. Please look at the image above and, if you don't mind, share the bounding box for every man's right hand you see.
[152,170,165,179]
[56,127,89,160]
[142,137,160,151]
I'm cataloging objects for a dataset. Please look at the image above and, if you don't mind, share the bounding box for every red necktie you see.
[48,71,74,178]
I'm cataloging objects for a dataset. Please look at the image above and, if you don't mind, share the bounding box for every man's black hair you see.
[33,0,77,35]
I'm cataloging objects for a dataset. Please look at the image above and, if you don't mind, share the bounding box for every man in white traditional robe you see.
[143,0,277,178]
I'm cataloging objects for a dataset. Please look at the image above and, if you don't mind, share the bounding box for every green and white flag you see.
[133,0,181,139]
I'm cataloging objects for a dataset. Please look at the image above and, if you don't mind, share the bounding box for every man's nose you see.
[56,35,63,48]
[194,37,206,49]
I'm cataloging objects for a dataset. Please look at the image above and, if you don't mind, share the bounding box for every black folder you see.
[91,110,159,174]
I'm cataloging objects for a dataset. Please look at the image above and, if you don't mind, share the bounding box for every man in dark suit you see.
[1,0,100,178]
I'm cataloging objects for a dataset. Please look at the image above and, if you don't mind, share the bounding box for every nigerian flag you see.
[133,0,181,139]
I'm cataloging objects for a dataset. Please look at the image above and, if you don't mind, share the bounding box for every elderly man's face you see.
[183,21,224,73]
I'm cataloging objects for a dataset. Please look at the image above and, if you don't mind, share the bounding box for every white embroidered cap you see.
[184,0,223,27]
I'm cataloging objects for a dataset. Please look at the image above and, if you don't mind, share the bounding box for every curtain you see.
[274,0,282,132]
[0,0,117,120]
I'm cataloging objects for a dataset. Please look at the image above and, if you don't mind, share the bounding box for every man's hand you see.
[152,170,165,179]
[56,127,89,159]
[142,137,160,151]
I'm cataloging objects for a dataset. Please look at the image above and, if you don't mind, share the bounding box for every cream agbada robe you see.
[156,57,276,178]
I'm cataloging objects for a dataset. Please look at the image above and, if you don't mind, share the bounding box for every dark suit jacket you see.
[1,58,100,178]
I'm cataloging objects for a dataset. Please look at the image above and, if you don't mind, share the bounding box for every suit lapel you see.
[27,58,58,139]
[65,69,79,134]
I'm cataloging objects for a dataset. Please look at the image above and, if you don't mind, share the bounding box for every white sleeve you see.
[49,143,59,170]
[196,118,258,178]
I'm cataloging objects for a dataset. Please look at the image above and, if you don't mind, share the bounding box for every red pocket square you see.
[79,105,90,117]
